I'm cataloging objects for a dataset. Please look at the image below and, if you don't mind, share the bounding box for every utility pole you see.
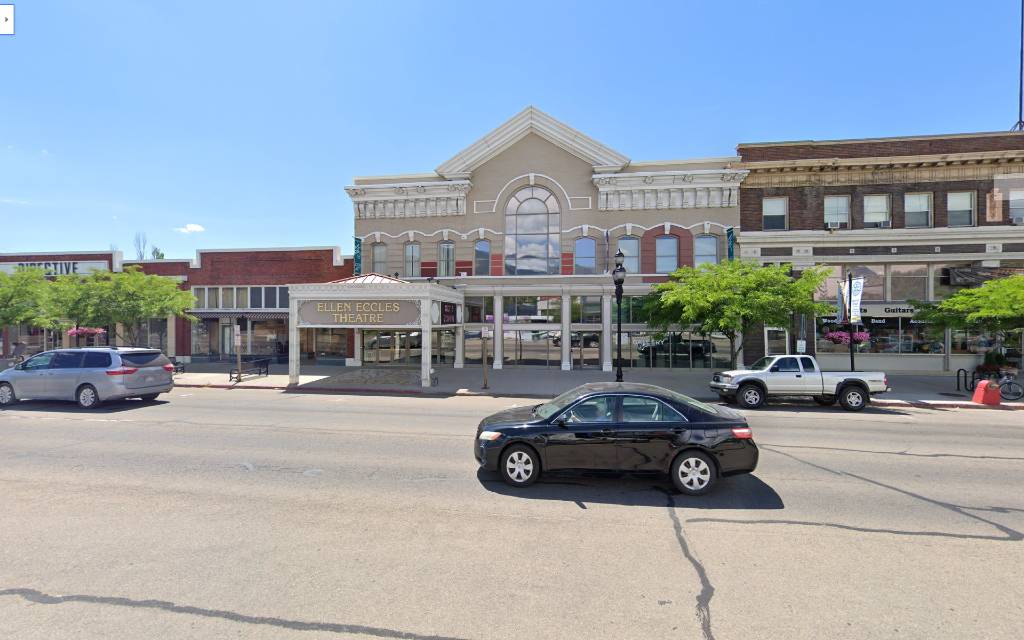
[1014,0,1024,131]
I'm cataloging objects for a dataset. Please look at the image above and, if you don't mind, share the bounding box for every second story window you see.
[437,241,455,277]
[617,236,639,273]
[947,191,975,227]
[504,186,560,275]
[655,235,678,274]
[694,235,718,266]
[371,243,387,274]
[1011,189,1024,224]
[863,195,891,227]
[574,237,596,274]
[404,243,421,277]
[824,195,849,226]
[762,197,787,230]
[474,239,490,276]
[904,193,932,228]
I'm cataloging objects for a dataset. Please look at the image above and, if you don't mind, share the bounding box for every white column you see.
[492,295,503,370]
[560,293,571,371]
[288,300,300,385]
[166,314,176,358]
[601,294,613,372]
[350,329,362,366]
[454,325,464,368]
[420,301,433,387]
[246,317,253,355]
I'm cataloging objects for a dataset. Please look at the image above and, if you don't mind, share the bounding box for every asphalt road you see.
[1,389,1022,640]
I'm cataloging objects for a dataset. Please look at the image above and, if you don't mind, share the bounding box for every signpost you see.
[233,325,242,383]
[481,326,491,390]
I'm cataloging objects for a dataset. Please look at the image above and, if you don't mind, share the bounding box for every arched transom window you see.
[504,186,560,275]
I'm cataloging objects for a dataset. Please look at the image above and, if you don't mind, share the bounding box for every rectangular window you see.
[863,195,890,226]
[192,287,205,309]
[947,191,974,226]
[235,287,248,309]
[221,287,234,309]
[250,287,263,309]
[264,286,278,309]
[864,317,901,353]
[279,286,289,308]
[207,287,219,309]
[405,244,421,277]
[904,193,932,228]
[438,242,455,277]
[371,244,387,274]
[655,236,678,274]
[694,235,718,266]
[617,236,640,274]
[824,195,849,225]
[762,197,787,230]
[847,265,884,300]
[815,265,843,301]
[1011,189,1024,223]
[889,264,928,301]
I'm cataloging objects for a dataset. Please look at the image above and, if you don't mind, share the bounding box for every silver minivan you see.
[0,347,174,409]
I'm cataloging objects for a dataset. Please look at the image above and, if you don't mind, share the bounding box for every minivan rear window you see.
[119,351,169,367]
[83,352,113,368]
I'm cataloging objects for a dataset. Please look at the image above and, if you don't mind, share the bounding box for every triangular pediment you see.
[436,106,630,179]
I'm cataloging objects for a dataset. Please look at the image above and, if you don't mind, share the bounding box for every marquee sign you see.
[297,299,420,326]
[0,260,109,276]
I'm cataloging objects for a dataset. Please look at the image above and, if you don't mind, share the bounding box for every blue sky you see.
[2,0,1020,258]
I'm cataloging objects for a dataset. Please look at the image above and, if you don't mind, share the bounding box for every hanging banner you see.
[726,227,735,260]
[353,237,362,275]
[838,277,865,324]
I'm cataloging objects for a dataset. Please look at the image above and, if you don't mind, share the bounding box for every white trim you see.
[435,106,630,178]
[475,173,592,214]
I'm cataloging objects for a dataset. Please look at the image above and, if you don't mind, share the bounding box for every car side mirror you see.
[554,417,567,428]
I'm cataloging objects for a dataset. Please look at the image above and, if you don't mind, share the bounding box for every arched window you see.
[617,236,639,273]
[404,242,420,277]
[574,237,596,274]
[474,239,490,276]
[504,186,560,275]
[371,243,387,274]
[437,241,455,277]
[655,235,678,274]
[694,235,719,266]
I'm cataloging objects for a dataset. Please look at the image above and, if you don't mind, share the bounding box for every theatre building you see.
[735,131,1024,372]
[347,106,746,372]
[0,247,355,365]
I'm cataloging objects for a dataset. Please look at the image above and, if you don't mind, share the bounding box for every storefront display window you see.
[890,264,928,301]
[252,320,288,358]
[864,317,900,353]
[504,296,560,322]
[191,320,212,356]
[951,330,997,355]
[846,265,884,300]
[573,296,602,323]
[465,297,494,323]
[817,315,942,355]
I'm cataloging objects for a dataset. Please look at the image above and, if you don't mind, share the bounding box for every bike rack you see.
[955,368,979,392]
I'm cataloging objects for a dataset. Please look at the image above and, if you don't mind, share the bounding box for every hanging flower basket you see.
[67,327,107,337]
[823,330,870,345]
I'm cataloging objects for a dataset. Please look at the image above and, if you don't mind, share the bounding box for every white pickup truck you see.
[709,354,890,411]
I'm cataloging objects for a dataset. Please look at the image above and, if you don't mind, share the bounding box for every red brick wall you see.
[490,254,503,276]
[640,227,694,273]
[738,132,1024,162]
[561,251,574,275]
[181,249,351,285]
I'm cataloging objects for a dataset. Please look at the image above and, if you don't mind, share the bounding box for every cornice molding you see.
[345,180,472,220]
[435,106,630,179]
[738,224,1024,246]
[592,169,747,210]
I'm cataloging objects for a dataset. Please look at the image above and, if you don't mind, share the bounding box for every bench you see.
[229,358,271,383]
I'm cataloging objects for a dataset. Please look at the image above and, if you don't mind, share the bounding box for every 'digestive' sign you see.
[298,300,420,326]
[0,260,108,276]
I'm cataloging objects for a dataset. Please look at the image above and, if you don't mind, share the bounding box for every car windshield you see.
[535,387,590,419]
[749,357,774,370]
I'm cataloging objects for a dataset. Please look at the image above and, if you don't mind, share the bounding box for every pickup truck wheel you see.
[813,396,835,406]
[737,383,765,409]
[838,386,868,411]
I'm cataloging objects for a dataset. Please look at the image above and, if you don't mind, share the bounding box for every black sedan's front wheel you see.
[500,445,541,487]
[671,451,716,495]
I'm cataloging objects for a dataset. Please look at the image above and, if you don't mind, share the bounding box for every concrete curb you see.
[171,383,1024,409]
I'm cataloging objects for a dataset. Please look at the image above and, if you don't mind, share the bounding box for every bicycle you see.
[997,371,1024,401]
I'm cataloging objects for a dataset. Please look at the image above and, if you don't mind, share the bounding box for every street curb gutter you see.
[171,383,1024,409]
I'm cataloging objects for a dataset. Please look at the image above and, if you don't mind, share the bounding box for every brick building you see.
[1,247,354,365]
[734,131,1024,372]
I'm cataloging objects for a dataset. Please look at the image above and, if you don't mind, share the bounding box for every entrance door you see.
[764,327,789,356]
[220,325,235,356]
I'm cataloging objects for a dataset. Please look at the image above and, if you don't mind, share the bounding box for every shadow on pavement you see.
[477,468,784,509]
[737,401,914,416]
[0,399,169,414]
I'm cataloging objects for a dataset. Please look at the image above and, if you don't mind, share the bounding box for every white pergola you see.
[287,274,464,387]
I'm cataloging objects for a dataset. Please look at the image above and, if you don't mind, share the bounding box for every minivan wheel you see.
[0,383,16,407]
[77,384,100,409]
[671,451,716,496]
[140,394,159,402]
[500,445,541,487]
[737,383,765,409]
[838,386,868,411]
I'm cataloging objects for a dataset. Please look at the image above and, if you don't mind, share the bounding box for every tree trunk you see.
[728,334,737,369]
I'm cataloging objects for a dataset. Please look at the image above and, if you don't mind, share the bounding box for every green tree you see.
[0,267,50,332]
[647,261,833,368]
[88,266,194,346]
[912,275,1024,337]
[46,274,98,346]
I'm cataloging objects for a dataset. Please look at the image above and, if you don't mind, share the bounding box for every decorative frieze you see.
[741,157,1024,189]
[592,170,746,211]
[346,181,472,219]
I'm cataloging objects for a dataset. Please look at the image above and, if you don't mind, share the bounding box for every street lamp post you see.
[612,250,626,383]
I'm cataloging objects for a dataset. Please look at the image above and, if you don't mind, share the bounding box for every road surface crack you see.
[661,489,715,640]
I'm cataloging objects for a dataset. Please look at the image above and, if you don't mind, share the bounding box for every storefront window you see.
[191,320,212,356]
[465,296,494,323]
[137,318,168,351]
[951,329,998,355]
[572,296,602,323]
[904,318,942,353]
[314,328,348,361]
[846,265,884,300]
[817,315,943,355]
[251,319,288,358]
[815,266,843,301]
[503,296,560,323]
[890,264,928,301]
[864,317,900,353]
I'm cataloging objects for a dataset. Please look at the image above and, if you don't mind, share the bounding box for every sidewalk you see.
[171,364,1024,410]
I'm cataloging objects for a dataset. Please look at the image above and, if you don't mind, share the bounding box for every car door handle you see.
[795,374,802,377]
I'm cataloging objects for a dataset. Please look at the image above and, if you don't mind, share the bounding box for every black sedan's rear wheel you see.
[671,451,716,496]
[500,445,540,487]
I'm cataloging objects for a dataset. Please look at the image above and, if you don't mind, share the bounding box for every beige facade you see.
[348,107,745,371]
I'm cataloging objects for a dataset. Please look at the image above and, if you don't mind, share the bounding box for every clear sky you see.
[2,0,1020,259]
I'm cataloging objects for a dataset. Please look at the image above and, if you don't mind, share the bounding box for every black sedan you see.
[474,382,757,495]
